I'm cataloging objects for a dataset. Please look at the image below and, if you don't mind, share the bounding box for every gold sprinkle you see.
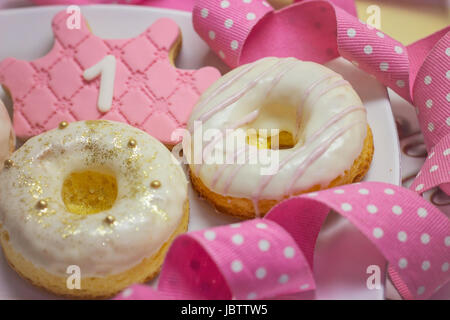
[36,200,48,210]
[128,139,137,148]
[4,159,14,169]
[104,215,116,225]
[58,121,69,129]
[150,180,161,189]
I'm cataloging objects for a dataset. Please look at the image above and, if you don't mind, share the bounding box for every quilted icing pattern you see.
[0,11,221,144]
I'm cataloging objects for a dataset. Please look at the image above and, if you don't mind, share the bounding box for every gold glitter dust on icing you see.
[21,146,31,156]
[82,135,119,166]
[59,214,86,239]
[150,204,169,221]
[17,171,44,199]
[25,196,56,224]
[96,223,116,236]
[112,131,125,150]
[63,134,73,145]
[85,119,112,130]
[147,151,158,163]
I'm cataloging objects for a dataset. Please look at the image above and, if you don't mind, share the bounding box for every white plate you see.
[0,5,400,300]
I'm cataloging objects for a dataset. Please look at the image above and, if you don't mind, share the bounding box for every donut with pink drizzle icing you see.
[0,100,15,170]
[185,57,374,218]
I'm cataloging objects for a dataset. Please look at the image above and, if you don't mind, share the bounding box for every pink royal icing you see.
[0,11,221,144]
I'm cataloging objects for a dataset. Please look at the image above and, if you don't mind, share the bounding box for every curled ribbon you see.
[113,0,450,300]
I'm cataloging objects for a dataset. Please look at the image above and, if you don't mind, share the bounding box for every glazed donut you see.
[186,57,373,219]
[0,120,189,298]
[0,100,15,170]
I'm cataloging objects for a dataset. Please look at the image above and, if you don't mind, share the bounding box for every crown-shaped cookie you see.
[0,10,221,145]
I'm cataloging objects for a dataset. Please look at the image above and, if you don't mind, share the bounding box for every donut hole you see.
[240,98,299,150]
[246,130,295,150]
[62,170,118,215]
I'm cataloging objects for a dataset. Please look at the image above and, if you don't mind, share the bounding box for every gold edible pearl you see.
[36,200,48,210]
[104,215,116,225]
[58,121,69,129]
[128,139,137,148]
[3,159,13,169]
[150,180,161,189]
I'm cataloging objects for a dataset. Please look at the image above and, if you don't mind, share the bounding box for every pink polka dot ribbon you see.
[116,182,449,300]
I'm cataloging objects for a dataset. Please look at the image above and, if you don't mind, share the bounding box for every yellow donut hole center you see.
[246,130,295,150]
[62,170,118,215]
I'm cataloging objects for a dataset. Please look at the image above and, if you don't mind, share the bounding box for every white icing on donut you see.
[0,120,187,277]
[83,55,116,113]
[186,57,367,216]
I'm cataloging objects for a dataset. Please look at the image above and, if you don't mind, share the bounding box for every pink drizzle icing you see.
[308,79,349,106]
[194,59,293,175]
[197,59,286,123]
[297,73,339,116]
[254,105,366,197]
[284,121,364,194]
[200,61,297,171]
[250,107,366,217]
[202,109,260,161]
[264,60,299,98]
[191,62,257,126]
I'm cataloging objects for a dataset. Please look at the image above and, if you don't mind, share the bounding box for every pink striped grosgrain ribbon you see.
[105,0,449,300]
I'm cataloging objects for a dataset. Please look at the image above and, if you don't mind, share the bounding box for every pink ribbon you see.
[113,0,450,300]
